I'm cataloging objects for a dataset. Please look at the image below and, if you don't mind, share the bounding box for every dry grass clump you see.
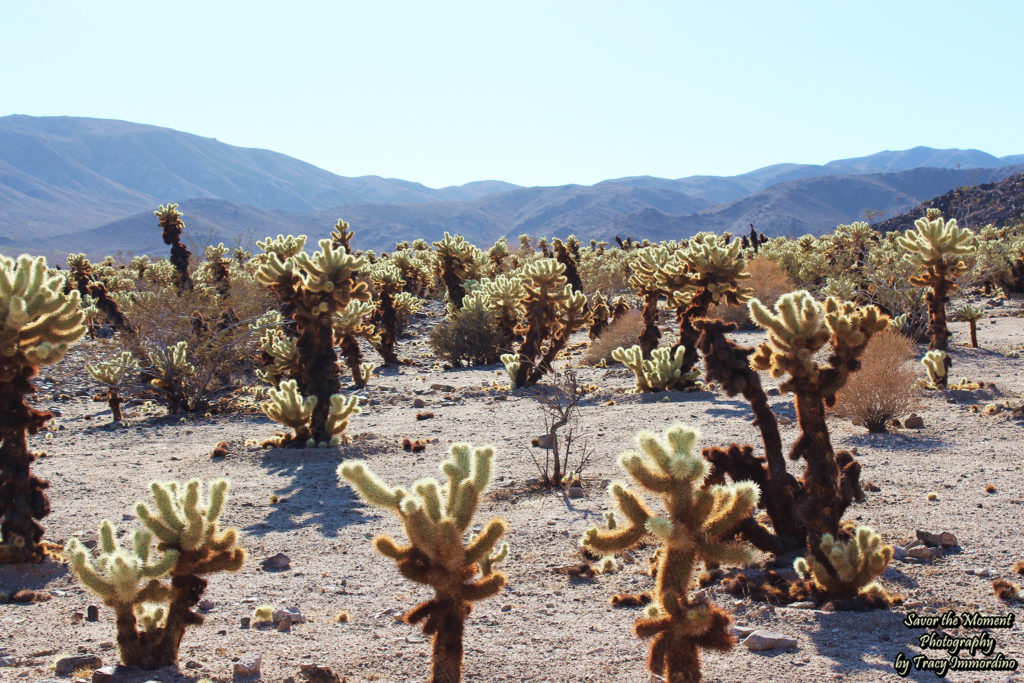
[582,309,643,365]
[832,328,919,432]
[428,304,508,367]
[709,256,794,327]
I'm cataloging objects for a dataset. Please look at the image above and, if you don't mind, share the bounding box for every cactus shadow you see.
[248,444,379,537]
[0,556,69,594]
[843,432,949,452]
[704,398,768,419]
[804,609,933,680]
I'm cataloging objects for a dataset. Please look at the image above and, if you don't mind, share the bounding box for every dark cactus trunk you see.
[296,317,341,443]
[339,333,366,387]
[925,269,951,387]
[638,291,661,358]
[375,292,400,366]
[0,369,51,563]
[115,574,206,669]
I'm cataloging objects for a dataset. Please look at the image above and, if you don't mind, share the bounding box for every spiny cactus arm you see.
[478,540,509,576]
[464,518,508,566]
[338,462,407,511]
[956,303,984,321]
[295,239,370,297]
[619,449,676,492]
[612,345,652,392]
[700,481,760,539]
[263,379,317,430]
[372,534,415,561]
[257,234,307,259]
[65,529,177,607]
[86,351,139,385]
[325,393,361,444]
[582,481,652,553]
[461,571,507,601]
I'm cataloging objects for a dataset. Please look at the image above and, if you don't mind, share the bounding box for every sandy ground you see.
[2,301,1024,682]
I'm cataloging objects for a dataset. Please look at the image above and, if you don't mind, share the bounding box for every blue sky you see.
[3,1,1021,188]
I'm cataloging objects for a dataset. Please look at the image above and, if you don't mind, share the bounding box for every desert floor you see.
[2,303,1024,682]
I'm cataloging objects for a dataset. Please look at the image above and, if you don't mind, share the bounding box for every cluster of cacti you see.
[263,379,361,446]
[551,237,583,293]
[65,478,245,668]
[582,424,758,683]
[612,344,699,393]
[334,299,379,386]
[955,303,984,347]
[154,203,194,291]
[433,232,487,310]
[391,246,435,296]
[501,258,589,387]
[339,443,508,683]
[86,350,140,422]
[255,232,369,444]
[0,254,87,563]
[793,525,894,605]
[897,209,977,386]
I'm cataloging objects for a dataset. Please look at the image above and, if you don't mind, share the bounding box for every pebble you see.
[903,413,925,429]
[787,601,817,609]
[234,654,262,676]
[413,398,426,408]
[298,664,342,683]
[261,553,291,570]
[273,608,306,625]
[55,654,102,675]
[197,599,215,611]
[916,530,959,548]
[907,546,939,561]
[893,546,907,561]
[742,630,798,651]
[86,605,99,621]
[0,656,14,667]
[566,486,585,499]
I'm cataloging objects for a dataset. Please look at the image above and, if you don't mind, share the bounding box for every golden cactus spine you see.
[0,254,87,563]
[582,424,758,683]
[339,443,508,683]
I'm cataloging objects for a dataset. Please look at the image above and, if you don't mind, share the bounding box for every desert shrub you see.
[428,296,507,367]
[582,308,644,365]
[832,328,919,432]
[708,256,794,327]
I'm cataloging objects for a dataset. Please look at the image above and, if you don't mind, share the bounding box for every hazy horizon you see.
[4,1,1022,187]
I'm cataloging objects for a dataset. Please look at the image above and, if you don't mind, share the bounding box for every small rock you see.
[240,617,251,629]
[787,601,817,609]
[413,398,426,408]
[0,656,15,667]
[273,608,306,625]
[893,546,907,561]
[185,660,202,669]
[532,434,553,449]
[55,654,102,675]
[197,599,215,611]
[977,568,991,578]
[777,416,793,425]
[429,384,455,392]
[566,486,585,499]
[742,630,798,651]
[501,604,513,612]
[234,654,261,676]
[91,666,123,683]
[903,600,925,609]
[298,664,341,683]
[86,605,100,622]
[261,553,291,571]
[916,530,958,548]
[862,481,881,493]
[277,616,292,632]
[907,546,939,561]
[903,414,925,429]
[731,624,757,639]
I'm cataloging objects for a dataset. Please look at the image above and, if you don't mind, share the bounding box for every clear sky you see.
[3,1,1021,188]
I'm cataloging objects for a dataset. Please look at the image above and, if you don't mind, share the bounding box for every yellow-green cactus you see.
[339,443,508,683]
[955,303,984,347]
[87,351,140,422]
[433,232,487,310]
[65,478,245,668]
[582,424,758,683]
[793,525,893,601]
[330,218,354,251]
[897,210,976,384]
[256,234,307,259]
[611,345,700,393]
[255,328,299,385]
[1,254,87,562]
[921,349,948,389]
[148,341,195,414]
[263,379,317,445]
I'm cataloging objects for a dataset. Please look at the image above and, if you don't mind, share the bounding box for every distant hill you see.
[873,170,1024,234]
[2,115,1023,256]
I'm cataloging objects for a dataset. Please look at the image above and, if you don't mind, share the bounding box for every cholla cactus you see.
[487,237,509,275]
[794,525,895,604]
[262,379,361,447]
[433,232,486,310]
[897,209,976,386]
[921,349,948,389]
[657,234,753,385]
[955,303,984,348]
[87,351,140,422]
[483,274,526,346]
[552,237,583,293]
[66,253,129,331]
[393,292,424,335]
[0,254,87,562]
[611,345,700,393]
[202,243,232,297]
[154,203,193,291]
[339,443,508,683]
[588,291,610,340]
[368,261,405,366]
[330,218,354,251]
[65,479,245,668]
[256,236,370,439]
[582,424,758,683]
[148,341,195,414]
[627,246,673,356]
[255,327,299,385]
[501,259,590,388]
[334,299,380,386]
[257,234,307,259]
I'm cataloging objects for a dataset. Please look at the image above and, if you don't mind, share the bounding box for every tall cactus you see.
[501,258,589,388]
[65,479,245,668]
[897,209,976,386]
[256,236,370,442]
[368,261,404,366]
[582,424,758,683]
[339,444,508,683]
[433,232,486,311]
[0,254,87,563]
[154,204,193,291]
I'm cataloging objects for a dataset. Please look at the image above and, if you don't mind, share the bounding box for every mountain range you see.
[2,115,1022,257]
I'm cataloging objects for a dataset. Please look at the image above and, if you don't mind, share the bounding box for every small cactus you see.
[955,303,984,348]
[65,479,245,668]
[611,345,700,393]
[262,379,361,447]
[148,341,195,414]
[793,525,895,604]
[339,443,508,683]
[86,351,139,422]
[921,349,948,389]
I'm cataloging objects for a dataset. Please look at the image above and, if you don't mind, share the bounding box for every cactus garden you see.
[1,216,1024,682]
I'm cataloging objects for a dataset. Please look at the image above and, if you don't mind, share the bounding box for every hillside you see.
[3,115,1024,255]
[873,170,1024,233]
